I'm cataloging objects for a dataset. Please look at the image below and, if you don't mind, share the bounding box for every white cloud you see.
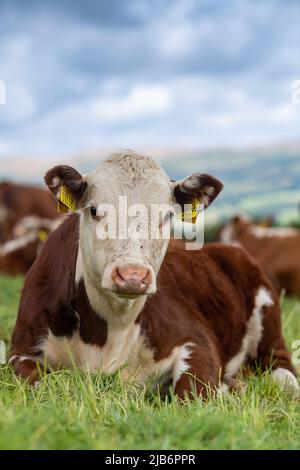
[90,85,173,121]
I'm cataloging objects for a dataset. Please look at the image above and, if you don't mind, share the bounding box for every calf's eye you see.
[90,206,97,219]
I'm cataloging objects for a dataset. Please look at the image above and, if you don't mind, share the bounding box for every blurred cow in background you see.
[219,215,300,297]
[0,181,63,275]
[0,215,63,275]
[0,182,58,243]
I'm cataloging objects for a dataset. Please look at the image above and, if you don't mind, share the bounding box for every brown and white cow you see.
[219,215,300,297]
[10,152,298,398]
[0,216,63,275]
[0,181,58,244]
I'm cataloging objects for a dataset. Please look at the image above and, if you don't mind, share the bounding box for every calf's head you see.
[45,151,223,299]
[219,215,254,243]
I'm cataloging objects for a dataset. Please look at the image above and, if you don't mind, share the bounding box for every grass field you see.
[0,275,300,450]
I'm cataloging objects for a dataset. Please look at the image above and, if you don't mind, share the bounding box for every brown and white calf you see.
[219,215,300,297]
[0,181,58,244]
[0,216,63,275]
[10,152,298,398]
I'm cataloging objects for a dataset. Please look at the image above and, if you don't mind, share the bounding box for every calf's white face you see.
[45,151,223,301]
[80,154,172,298]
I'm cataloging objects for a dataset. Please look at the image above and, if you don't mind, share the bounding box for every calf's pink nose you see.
[112,265,152,295]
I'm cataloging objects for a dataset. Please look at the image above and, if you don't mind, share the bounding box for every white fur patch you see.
[204,186,215,197]
[219,224,235,244]
[52,176,61,188]
[41,324,141,373]
[15,216,52,232]
[271,368,299,393]
[224,287,273,381]
[218,382,230,394]
[247,287,273,358]
[12,215,61,238]
[224,347,247,382]
[250,226,298,239]
[172,342,194,387]
[182,174,200,190]
[0,232,37,255]
[39,325,194,389]
[9,354,44,365]
[75,247,84,284]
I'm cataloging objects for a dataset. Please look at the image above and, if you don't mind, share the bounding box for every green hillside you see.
[161,145,300,224]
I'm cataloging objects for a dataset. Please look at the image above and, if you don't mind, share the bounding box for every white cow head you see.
[45,151,223,302]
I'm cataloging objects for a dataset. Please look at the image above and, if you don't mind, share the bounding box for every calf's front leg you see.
[173,344,221,400]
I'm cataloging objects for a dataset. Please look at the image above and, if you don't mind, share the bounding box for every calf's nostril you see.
[112,267,127,286]
[144,270,152,284]
[116,267,125,281]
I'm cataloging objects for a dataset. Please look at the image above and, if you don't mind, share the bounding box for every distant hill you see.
[159,142,300,224]
[1,142,299,224]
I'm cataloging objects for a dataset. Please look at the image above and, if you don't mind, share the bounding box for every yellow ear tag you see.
[178,199,201,223]
[58,184,77,213]
[57,200,69,213]
[38,229,48,242]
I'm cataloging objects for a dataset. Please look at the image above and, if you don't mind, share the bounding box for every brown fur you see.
[220,216,300,296]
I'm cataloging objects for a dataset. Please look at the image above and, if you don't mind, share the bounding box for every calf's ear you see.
[173,173,223,210]
[44,165,87,207]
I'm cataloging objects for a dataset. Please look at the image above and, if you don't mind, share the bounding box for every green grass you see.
[0,275,300,450]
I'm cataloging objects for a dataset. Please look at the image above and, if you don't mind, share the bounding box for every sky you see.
[0,0,300,158]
